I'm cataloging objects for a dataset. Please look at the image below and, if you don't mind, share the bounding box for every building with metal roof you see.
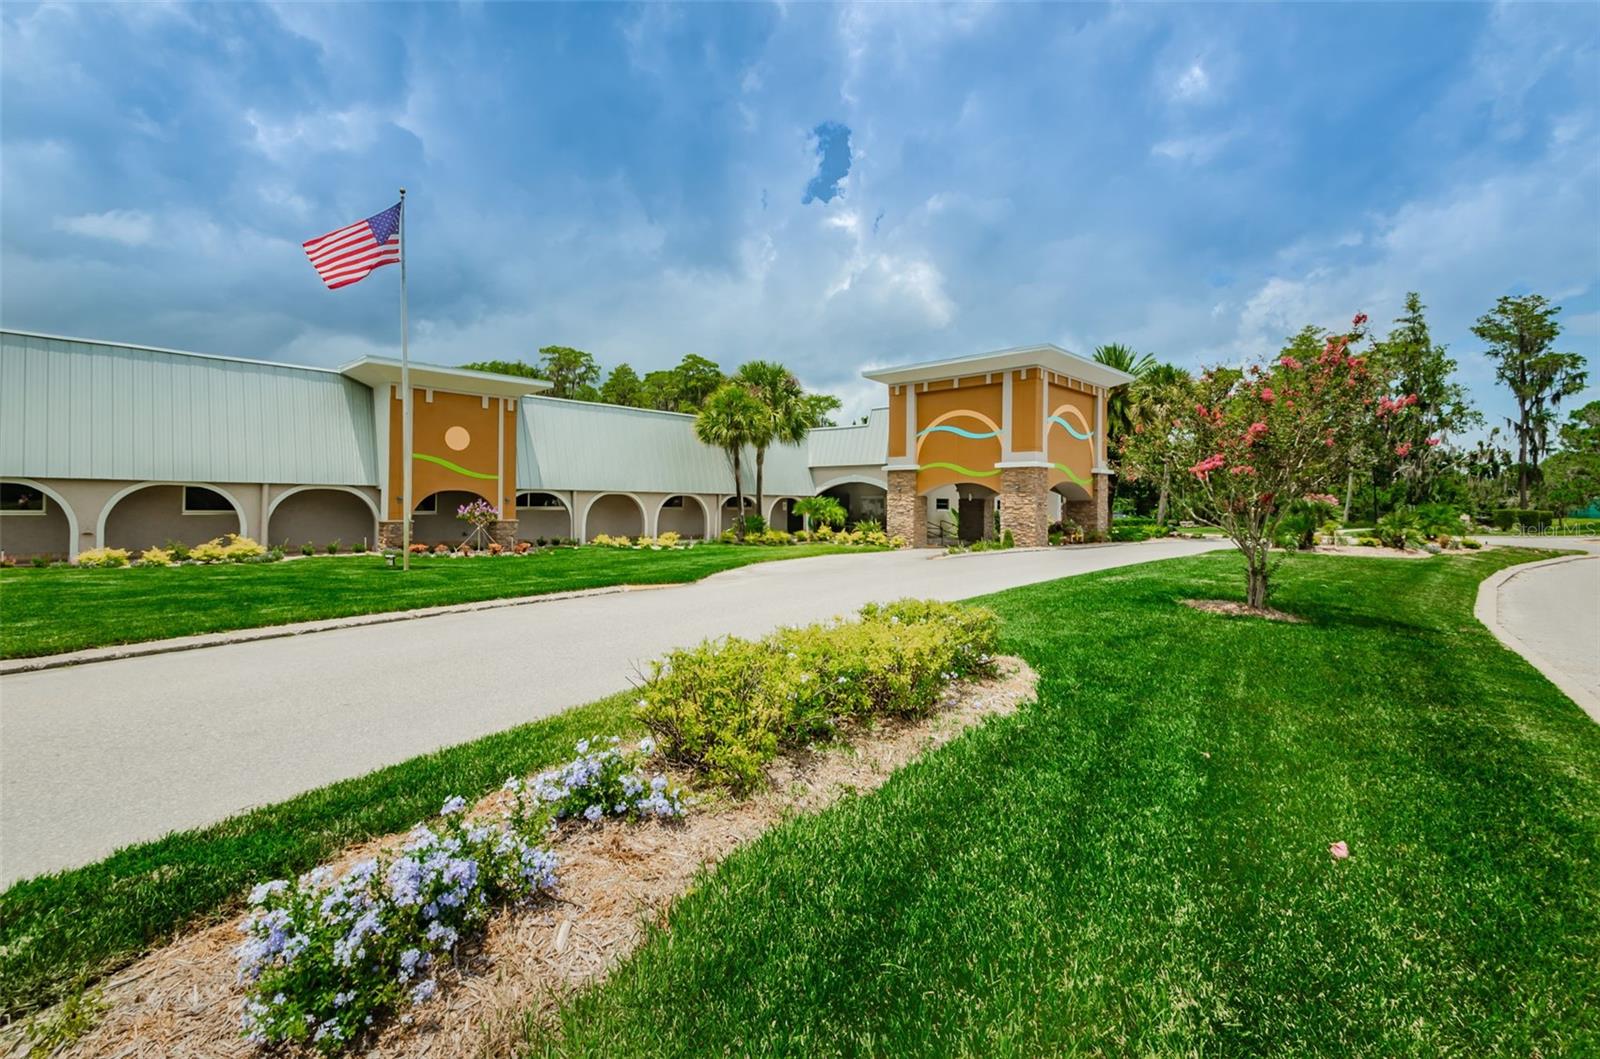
[0,329,1120,558]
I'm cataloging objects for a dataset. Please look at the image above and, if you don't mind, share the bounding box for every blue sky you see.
[3,2,1597,431]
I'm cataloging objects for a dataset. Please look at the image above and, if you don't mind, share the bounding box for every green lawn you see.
[528,548,1600,1057]
[0,690,645,1022]
[0,543,870,659]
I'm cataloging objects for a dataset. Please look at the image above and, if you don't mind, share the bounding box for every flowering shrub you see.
[138,546,175,566]
[506,736,686,824]
[639,600,999,791]
[455,499,499,551]
[1123,313,1389,608]
[590,534,633,548]
[236,797,558,1054]
[76,547,130,569]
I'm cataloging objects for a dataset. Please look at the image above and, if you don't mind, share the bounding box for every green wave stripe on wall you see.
[413,452,499,480]
[921,461,1002,479]
[1053,463,1092,487]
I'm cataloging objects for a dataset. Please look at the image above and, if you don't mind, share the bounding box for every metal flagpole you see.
[399,188,412,572]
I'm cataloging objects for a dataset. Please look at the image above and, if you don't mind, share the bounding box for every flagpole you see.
[399,188,412,572]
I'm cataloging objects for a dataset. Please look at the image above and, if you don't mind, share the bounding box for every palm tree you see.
[793,495,847,530]
[1128,363,1192,524]
[735,361,839,524]
[1092,343,1155,441]
[695,383,763,540]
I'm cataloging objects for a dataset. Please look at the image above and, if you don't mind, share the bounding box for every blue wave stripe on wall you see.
[1047,416,1093,440]
[916,424,1002,440]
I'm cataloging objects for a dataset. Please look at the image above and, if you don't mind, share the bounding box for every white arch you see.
[814,474,888,494]
[1,478,83,560]
[515,490,576,540]
[265,485,380,544]
[96,481,248,548]
[578,492,648,541]
[766,495,803,528]
[654,494,711,538]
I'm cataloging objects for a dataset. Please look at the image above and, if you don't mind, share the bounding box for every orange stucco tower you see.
[865,345,1134,547]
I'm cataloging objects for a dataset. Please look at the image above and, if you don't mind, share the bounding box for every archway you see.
[766,496,805,533]
[582,493,647,540]
[0,479,78,560]
[817,478,887,529]
[266,487,380,552]
[656,495,710,539]
[100,482,245,551]
[922,482,997,545]
[516,492,572,542]
[411,489,490,546]
[1051,481,1093,532]
[720,496,755,534]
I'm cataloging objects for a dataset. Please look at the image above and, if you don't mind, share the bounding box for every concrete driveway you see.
[0,538,1226,883]
[1480,535,1600,722]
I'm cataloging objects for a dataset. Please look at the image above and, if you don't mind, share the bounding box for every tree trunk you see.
[732,451,746,541]
[754,448,766,531]
[1517,410,1530,508]
[1342,467,1355,523]
[1156,462,1170,526]
[1246,558,1270,610]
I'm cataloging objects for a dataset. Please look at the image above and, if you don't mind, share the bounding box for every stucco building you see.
[0,330,1127,558]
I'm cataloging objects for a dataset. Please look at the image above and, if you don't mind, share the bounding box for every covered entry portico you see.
[864,345,1133,547]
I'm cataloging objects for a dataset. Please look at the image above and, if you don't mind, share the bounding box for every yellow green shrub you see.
[138,546,175,566]
[637,599,999,791]
[76,547,130,569]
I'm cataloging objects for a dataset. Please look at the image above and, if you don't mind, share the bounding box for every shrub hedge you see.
[636,599,999,791]
[1491,509,1556,530]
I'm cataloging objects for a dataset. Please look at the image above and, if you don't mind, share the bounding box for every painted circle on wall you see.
[444,426,471,451]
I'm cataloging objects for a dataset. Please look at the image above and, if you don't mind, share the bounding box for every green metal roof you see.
[808,407,888,469]
[0,331,379,485]
[517,395,817,496]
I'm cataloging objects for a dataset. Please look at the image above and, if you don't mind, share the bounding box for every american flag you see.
[302,202,401,290]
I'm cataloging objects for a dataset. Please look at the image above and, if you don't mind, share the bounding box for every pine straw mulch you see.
[1181,599,1307,623]
[20,656,1037,1059]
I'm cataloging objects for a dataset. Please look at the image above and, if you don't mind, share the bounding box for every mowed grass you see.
[529,549,1600,1057]
[0,690,645,1022]
[0,543,870,659]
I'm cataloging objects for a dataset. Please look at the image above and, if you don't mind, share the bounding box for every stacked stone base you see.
[886,469,927,546]
[999,466,1050,548]
[1060,472,1111,536]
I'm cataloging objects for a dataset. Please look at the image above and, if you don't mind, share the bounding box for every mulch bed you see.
[1181,599,1307,623]
[15,657,1037,1059]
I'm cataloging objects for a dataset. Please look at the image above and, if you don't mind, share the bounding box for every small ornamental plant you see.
[235,798,558,1054]
[75,547,130,568]
[508,736,687,824]
[455,499,499,551]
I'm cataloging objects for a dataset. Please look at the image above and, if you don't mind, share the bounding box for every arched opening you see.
[516,492,572,542]
[582,493,646,540]
[818,479,888,529]
[101,483,244,551]
[720,495,755,534]
[766,496,805,533]
[411,489,491,546]
[923,482,998,545]
[0,480,76,560]
[1050,481,1092,532]
[267,487,379,552]
[657,495,710,539]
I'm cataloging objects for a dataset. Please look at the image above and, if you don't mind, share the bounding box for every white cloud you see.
[1151,129,1236,164]
[1169,60,1210,102]
[53,209,155,246]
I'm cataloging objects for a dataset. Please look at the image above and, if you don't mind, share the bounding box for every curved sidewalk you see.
[0,539,1225,884]
[1476,549,1600,723]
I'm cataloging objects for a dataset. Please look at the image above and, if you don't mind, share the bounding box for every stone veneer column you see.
[490,519,519,550]
[999,466,1050,548]
[378,520,405,550]
[886,469,927,546]
[1060,473,1112,537]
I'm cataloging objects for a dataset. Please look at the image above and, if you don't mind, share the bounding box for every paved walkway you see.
[1479,535,1600,723]
[0,539,1225,883]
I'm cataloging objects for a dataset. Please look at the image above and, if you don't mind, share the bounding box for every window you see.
[516,492,563,509]
[935,498,950,511]
[182,486,233,514]
[0,483,47,515]
[412,494,438,514]
[662,495,684,508]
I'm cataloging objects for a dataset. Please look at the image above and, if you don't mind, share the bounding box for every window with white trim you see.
[412,494,438,514]
[516,492,563,509]
[0,483,47,515]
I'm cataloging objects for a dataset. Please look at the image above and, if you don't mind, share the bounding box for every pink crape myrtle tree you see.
[1124,314,1392,611]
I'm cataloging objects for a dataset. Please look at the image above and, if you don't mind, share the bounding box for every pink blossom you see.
[1279,355,1302,370]
[1352,312,1368,328]
[1329,841,1349,860]
[1426,436,1441,447]
[1188,453,1226,480]
[1395,442,1412,457]
[1259,387,1276,404]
